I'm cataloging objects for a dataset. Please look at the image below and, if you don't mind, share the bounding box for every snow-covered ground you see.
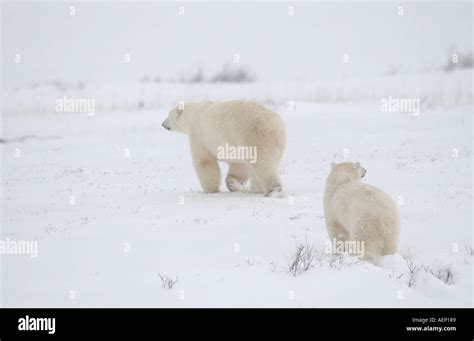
[1,70,472,307]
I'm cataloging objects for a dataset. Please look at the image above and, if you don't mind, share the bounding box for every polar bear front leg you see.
[226,163,251,192]
[190,141,221,193]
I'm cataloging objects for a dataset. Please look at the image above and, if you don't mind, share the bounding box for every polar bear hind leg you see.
[326,220,350,242]
[250,174,264,194]
[251,161,283,197]
[351,221,385,264]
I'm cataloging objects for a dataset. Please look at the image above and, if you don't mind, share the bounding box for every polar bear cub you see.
[323,162,400,263]
[162,100,286,196]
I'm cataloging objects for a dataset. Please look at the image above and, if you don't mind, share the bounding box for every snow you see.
[1,71,472,307]
[1,0,472,308]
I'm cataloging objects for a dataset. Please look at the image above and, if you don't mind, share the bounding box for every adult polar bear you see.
[162,100,286,196]
[324,162,400,263]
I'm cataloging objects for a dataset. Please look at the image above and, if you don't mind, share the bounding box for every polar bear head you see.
[327,162,367,187]
[162,103,190,133]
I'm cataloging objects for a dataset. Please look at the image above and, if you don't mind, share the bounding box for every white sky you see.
[1,2,472,87]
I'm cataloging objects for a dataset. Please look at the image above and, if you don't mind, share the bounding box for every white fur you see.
[323,162,400,263]
[162,100,286,196]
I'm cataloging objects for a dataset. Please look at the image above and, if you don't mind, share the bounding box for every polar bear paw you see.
[225,176,247,192]
[264,185,285,198]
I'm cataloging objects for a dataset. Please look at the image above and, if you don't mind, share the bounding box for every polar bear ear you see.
[331,162,337,170]
[176,101,185,115]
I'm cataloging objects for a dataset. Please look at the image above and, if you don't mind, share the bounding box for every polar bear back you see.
[330,182,399,234]
[188,101,286,159]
